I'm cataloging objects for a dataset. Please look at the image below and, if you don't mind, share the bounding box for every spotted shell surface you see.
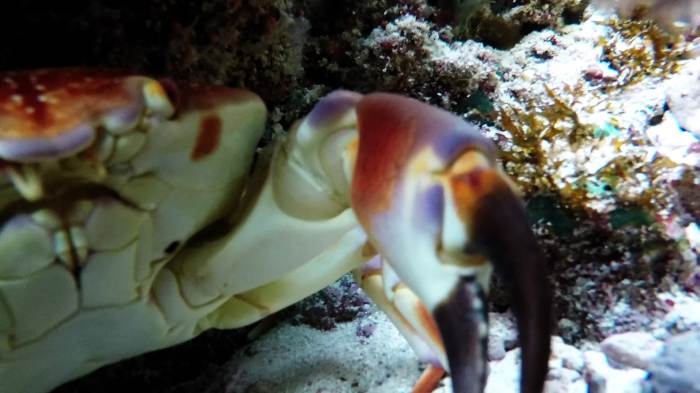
[0,69,147,161]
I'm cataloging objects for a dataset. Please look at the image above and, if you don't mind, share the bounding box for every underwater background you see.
[1,1,698,392]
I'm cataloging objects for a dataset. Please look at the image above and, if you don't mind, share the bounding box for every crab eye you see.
[157,78,182,117]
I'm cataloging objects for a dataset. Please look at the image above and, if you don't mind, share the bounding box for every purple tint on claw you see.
[101,102,144,134]
[415,184,444,234]
[425,352,444,368]
[431,122,497,165]
[306,90,362,129]
[405,99,496,164]
[361,255,383,274]
[0,123,95,162]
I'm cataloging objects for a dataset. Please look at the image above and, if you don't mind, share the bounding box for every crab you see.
[0,68,551,393]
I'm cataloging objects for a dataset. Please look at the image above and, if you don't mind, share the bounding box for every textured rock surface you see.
[659,293,700,333]
[487,311,518,361]
[583,351,646,393]
[600,332,663,369]
[485,337,588,393]
[666,58,700,137]
[646,330,700,393]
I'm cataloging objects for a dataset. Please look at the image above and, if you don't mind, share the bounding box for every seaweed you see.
[599,17,688,88]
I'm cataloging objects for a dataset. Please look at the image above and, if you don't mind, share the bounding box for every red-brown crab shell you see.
[0,68,262,165]
[0,69,170,162]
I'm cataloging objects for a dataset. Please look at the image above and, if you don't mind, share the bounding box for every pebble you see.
[666,58,700,137]
[600,331,663,369]
[486,337,588,393]
[550,336,585,372]
[487,312,517,361]
[583,351,646,393]
[645,112,700,167]
[662,297,700,332]
[646,330,700,393]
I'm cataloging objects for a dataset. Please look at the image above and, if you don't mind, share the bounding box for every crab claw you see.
[351,93,551,393]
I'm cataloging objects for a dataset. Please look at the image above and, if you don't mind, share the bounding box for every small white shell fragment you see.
[0,265,79,344]
[0,215,54,278]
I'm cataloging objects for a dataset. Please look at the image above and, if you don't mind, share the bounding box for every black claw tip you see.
[433,277,489,393]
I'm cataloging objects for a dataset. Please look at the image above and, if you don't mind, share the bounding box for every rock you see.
[485,347,520,393]
[545,368,585,393]
[583,351,646,393]
[645,112,700,167]
[646,330,700,393]
[549,336,585,372]
[666,59,700,137]
[488,312,517,361]
[662,296,700,332]
[600,332,663,369]
[486,337,587,393]
[545,338,586,393]
[487,337,508,362]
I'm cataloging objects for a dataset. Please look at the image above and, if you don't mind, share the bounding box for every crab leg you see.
[354,256,448,393]
[354,256,446,368]
[351,93,552,393]
[195,226,370,332]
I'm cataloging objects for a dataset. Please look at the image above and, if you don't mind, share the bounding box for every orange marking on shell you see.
[450,168,504,224]
[191,114,222,161]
